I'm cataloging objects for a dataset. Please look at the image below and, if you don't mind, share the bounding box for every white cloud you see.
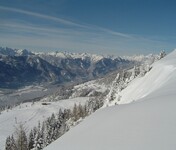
[0,6,86,28]
[0,6,132,39]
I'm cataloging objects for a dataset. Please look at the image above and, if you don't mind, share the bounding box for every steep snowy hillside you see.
[110,50,171,105]
[45,50,176,150]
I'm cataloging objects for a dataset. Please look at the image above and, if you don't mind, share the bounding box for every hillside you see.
[45,50,176,150]
[0,97,89,149]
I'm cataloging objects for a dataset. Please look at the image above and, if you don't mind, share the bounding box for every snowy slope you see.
[0,97,89,149]
[117,50,175,104]
[45,50,176,150]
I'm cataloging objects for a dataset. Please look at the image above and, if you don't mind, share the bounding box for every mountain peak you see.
[0,47,34,56]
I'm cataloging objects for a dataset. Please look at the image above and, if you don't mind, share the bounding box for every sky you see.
[0,0,176,55]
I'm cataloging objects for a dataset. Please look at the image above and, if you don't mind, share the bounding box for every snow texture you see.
[45,50,176,150]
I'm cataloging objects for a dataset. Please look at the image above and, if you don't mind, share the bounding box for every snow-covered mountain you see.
[37,51,138,81]
[0,46,152,89]
[38,51,106,63]
[0,47,34,56]
[0,55,69,88]
[44,50,176,150]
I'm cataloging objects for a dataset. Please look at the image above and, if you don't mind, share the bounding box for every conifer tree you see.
[78,104,84,118]
[28,130,35,150]
[33,122,44,150]
[11,135,17,150]
[5,136,11,150]
[15,124,28,150]
[5,135,18,150]
[72,104,79,121]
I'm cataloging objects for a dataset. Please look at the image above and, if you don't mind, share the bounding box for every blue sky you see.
[0,0,176,55]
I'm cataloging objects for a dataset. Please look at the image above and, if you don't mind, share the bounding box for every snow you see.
[45,50,176,150]
[0,97,89,149]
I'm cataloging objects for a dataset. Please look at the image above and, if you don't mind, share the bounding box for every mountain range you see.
[0,47,157,88]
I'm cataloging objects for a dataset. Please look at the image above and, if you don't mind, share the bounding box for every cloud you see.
[94,26,132,38]
[0,6,87,28]
[0,6,132,39]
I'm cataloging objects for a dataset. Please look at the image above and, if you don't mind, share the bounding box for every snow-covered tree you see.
[33,122,44,150]
[40,121,47,147]
[159,50,166,59]
[28,130,35,150]
[63,109,71,121]
[72,104,79,121]
[15,124,28,150]
[5,136,13,150]
[10,135,17,150]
